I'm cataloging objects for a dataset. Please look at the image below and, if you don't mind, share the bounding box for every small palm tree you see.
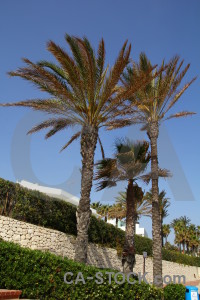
[171,216,191,253]
[115,190,152,222]
[95,139,150,273]
[187,224,199,255]
[119,53,196,286]
[1,35,141,263]
[98,204,111,222]
[144,189,170,246]
[108,203,125,227]
[90,201,102,211]
[162,224,171,245]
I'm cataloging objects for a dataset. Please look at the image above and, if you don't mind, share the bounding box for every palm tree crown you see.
[121,53,196,130]
[95,138,150,189]
[115,191,152,220]
[144,189,170,221]
[2,35,147,150]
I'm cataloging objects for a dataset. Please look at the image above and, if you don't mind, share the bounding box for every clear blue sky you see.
[0,0,199,241]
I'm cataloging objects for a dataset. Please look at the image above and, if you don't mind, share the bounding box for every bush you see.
[164,284,186,300]
[0,240,163,300]
[162,248,200,267]
[0,178,152,255]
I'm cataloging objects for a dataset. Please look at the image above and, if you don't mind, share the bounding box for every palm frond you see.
[60,131,81,152]
[27,118,75,137]
[164,111,196,121]
[97,136,105,159]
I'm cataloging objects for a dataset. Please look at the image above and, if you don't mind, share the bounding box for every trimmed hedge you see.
[0,177,200,267]
[0,178,152,255]
[162,248,200,267]
[0,240,163,300]
[163,284,186,300]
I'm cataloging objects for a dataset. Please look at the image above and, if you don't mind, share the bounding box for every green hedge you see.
[162,248,200,267]
[0,240,163,300]
[163,284,186,300]
[0,177,200,268]
[0,178,152,255]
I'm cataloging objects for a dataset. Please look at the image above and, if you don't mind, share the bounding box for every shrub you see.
[0,178,152,254]
[0,240,163,300]
[162,248,200,267]
[164,283,186,300]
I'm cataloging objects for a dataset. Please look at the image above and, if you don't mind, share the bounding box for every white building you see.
[107,219,148,237]
[18,180,148,237]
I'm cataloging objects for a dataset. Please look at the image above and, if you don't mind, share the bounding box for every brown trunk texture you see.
[148,121,163,288]
[122,179,136,274]
[74,125,98,263]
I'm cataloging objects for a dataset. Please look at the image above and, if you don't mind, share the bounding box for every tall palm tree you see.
[1,35,142,263]
[95,139,150,273]
[119,53,196,286]
[144,189,170,246]
[162,224,171,245]
[115,190,152,222]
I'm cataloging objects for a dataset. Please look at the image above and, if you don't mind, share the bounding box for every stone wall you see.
[0,215,199,284]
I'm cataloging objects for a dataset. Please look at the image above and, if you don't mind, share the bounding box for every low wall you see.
[0,215,199,284]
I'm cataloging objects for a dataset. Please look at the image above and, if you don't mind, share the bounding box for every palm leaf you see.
[60,131,81,152]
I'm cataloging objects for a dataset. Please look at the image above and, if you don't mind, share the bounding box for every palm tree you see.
[91,202,110,221]
[119,53,196,286]
[115,190,152,223]
[162,224,171,245]
[144,189,170,246]
[90,201,102,211]
[95,139,150,273]
[187,224,199,255]
[108,203,125,227]
[98,204,111,222]
[171,216,191,253]
[1,35,141,263]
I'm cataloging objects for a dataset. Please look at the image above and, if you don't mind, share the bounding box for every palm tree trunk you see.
[161,218,164,247]
[116,217,119,227]
[122,179,136,274]
[148,121,163,288]
[74,125,98,263]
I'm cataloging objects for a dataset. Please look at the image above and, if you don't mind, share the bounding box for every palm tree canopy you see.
[115,190,152,219]
[162,224,171,238]
[91,201,102,210]
[95,139,150,190]
[108,203,126,220]
[1,35,151,152]
[119,53,196,130]
[143,189,170,219]
[171,216,191,229]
